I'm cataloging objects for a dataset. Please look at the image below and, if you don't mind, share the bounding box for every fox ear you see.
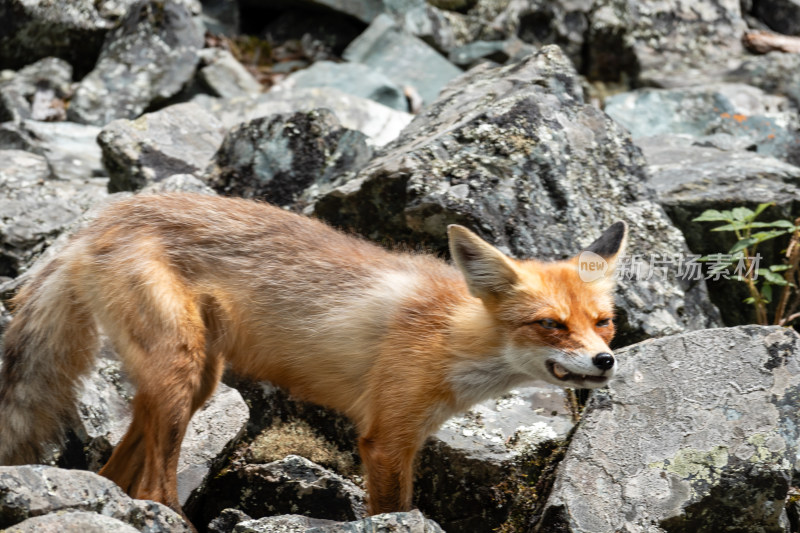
[584,221,628,270]
[448,225,519,300]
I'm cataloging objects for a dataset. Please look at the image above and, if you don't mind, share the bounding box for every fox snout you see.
[546,348,616,389]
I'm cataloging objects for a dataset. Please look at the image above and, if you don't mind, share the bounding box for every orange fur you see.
[0,193,626,523]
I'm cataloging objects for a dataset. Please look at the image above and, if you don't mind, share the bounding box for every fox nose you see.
[593,352,615,370]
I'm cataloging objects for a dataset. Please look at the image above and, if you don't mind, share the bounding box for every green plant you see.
[693,203,800,326]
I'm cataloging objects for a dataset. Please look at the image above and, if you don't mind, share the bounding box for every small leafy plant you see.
[693,203,800,326]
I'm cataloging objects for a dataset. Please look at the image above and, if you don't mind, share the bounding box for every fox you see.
[0,193,626,524]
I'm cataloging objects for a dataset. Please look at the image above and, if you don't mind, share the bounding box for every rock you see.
[68,0,204,126]
[200,0,239,36]
[203,109,373,208]
[315,46,722,345]
[67,355,249,506]
[0,58,72,123]
[605,83,800,166]
[5,511,140,533]
[0,465,192,531]
[448,37,536,68]
[635,134,800,326]
[176,382,249,506]
[343,14,463,108]
[208,508,253,533]
[282,61,408,112]
[262,10,365,57]
[537,326,800,532]
[307,511,444,533]
[490,0,593,71]
[231,514,336,532]
[0,150,108,277]
[753,0,800,36]
[141,174,217,195]
[232,511,442,533]
[195,455,367,526]
[0,120,105,181]
[587,0,748,86]
[198,48,262,99]
[97,102,226,192]
[0,0,132,77]
[725,51,800,109]
[193,88,413,147]
[416,385,575,531]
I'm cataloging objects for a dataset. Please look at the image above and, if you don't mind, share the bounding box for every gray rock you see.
[448,37,536,68]
[0,150,108,277]
[307,510,443,533]
[98,102,226,192]
[69,355,248,506]
[68,0,204,126]
[193,88,413,147]
[753,0,800,36]
[208,508,254,533]
[0,0,131,76]
[6,511,140,533]
[197,455,367,524]
[0,120,105,181]
[417,385,575,531]
[537,326,800,532]
[315,46,722,345]
[343,14,463,108]
[725,51,800,109]
[587,0,748,86]
[199,48,262,99]
[490,0,593,71]
[0,58,72,123]
[141,174,217,195]
[283,61,407,112]
[635,134,800,326]
[0,465,192,531]
[204,109,373,208]
[605,83,800,166]
[231,511,443,533]
[200,0,239,36]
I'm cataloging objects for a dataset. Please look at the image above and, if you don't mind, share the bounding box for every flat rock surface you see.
[538,326,800,532]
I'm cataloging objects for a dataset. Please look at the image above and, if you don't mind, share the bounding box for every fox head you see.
[448,222,627,389]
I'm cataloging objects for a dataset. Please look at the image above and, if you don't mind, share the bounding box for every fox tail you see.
[0,253,99,464]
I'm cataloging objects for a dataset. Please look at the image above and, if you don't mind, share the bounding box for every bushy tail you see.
[0,256,99,464]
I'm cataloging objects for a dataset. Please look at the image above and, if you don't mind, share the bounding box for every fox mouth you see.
[547,361,609,386]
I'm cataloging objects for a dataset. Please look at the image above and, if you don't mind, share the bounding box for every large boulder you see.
[315,45,722,345]
[604,83,800,166]
[0,150,108,278]
[98,102,226,192]
[416,385,575,532]
[343,14,463,108]
[68,0,204,126]
[0,120,105,181]
[281,61,408,112]
[234,510,444,533]
[0,0,138,76]
[537,326,800,532]
[632,134,800,325]
[724,51,800,109]
[203,109,373,208]
[0,465,192,532]
[193,88,413,147]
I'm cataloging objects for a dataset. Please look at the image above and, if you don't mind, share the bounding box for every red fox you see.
[0,193,626,522]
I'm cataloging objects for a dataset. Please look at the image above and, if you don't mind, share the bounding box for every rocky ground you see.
[1,0,800,532]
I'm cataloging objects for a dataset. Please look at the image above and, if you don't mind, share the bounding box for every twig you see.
[743,30,800,54]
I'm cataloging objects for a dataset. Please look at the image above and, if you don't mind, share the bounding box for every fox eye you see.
[596,318,611,327]
[537,318,566,330]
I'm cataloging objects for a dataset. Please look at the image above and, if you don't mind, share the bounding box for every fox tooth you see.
[552,363,569,379]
